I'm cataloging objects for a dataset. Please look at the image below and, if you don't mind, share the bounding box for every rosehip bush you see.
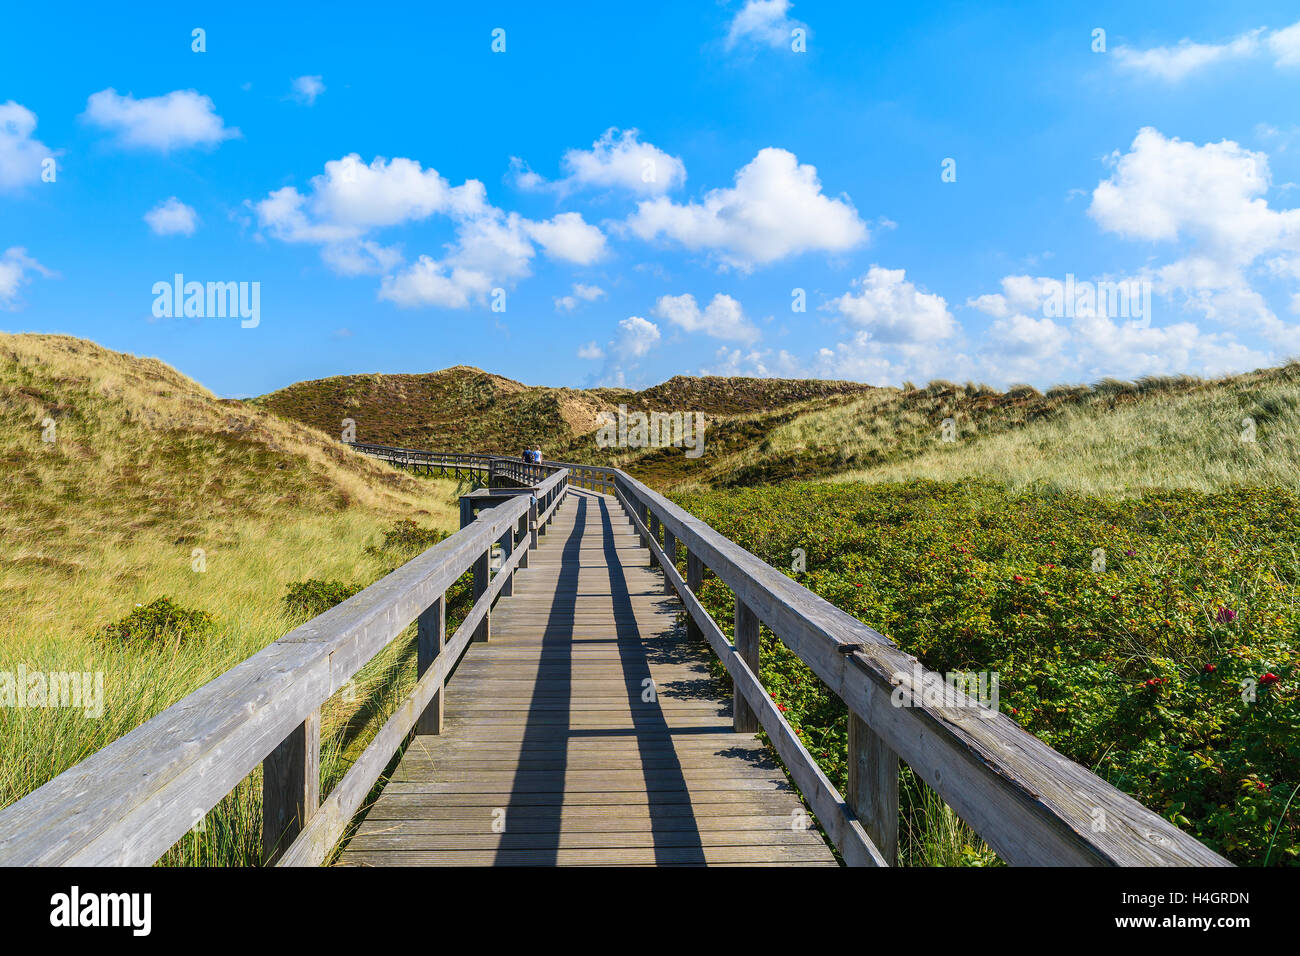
[673,480,1299,866]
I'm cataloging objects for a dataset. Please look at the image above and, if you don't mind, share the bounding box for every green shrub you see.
[365,519,448,560]
[282,579,363,619]
[100,597,216,646]
[673,479,1300,866]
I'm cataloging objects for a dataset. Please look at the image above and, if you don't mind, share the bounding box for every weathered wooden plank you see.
[358,790,809,809]
[0,640,331,865]
[685,550,704,644]
[345,829,828,851]
[393,755,778,772]
[848,711,899,866]
[471,546,490,643]
[415,595,445,735]
[733,599,760,734]
[262,709,321,865]
[338,844,833,866]
[355,812,804,832]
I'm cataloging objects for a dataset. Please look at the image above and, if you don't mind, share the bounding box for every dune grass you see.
[829,375,1300,496]
[0,333,472,864]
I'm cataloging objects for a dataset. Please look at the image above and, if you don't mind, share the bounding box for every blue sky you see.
[3,1,1300,396]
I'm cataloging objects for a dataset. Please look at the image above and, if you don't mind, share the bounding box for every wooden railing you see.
[0,461,569,866]
[0,440,1232,867]
[342,444,1230,866]
[611,472,1230,867]
[345,442,497,475]
[542,458,615,493]
[344,442,555,487]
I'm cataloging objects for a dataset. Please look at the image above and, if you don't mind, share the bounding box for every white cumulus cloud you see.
[1088,128,1292,258]
[320,240,404,277]
[252,153,606,306]
[1087,128,1300,354]
[828,266,956,343]
[1113,30,1263,81]
[83,89,239,151]
[725,0,805,51]
[700,345,800,377]
[523,212,607,264]
[254,154,489,243]
[556,283,606,312]
[1270,21,1300,66]
[517,128,686,196]
[144,197,199,236]
[624,147,867,270]
[653,292,759,343]
[613,315,661,358]
[0,101,55,191]
[1112,19,1300,80]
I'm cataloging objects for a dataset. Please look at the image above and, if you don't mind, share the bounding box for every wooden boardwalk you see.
[339,488,836,866]
[0,451,1231,867]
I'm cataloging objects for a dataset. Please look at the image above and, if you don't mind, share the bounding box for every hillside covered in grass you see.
[255,365,875,456]
[259,357,1300,500]
[564,364,1300,496]
[0,334,465,862]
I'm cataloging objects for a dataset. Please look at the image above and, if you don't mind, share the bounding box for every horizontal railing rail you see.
[542,459,617,494]
[345,443,561,488]
[0,460,569,866]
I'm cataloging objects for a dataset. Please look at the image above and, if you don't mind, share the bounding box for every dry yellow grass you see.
[829,374,1300,496]
[0,333,467,863]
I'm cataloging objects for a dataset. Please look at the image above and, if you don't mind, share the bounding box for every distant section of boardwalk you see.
[338,488,836,866]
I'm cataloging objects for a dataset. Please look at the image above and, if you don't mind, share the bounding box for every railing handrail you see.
[0,460,568,866]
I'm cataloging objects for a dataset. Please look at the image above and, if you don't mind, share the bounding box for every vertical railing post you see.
[462,498,491,642]
[529,495,539,548]
[662,530,677,595]
[848,712,899,866]
[499,527,514,597]
[416,595,446,734]
[516,508,529,569]
[686,551,704,644]
[473,545,491,641]
[733,599,760,733]
[262,710,320,864]
[648,513,661,569]
[635,501,648,548]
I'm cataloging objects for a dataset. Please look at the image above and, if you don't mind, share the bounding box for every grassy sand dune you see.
[0,334,465,862]
[830,373,1300,495]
